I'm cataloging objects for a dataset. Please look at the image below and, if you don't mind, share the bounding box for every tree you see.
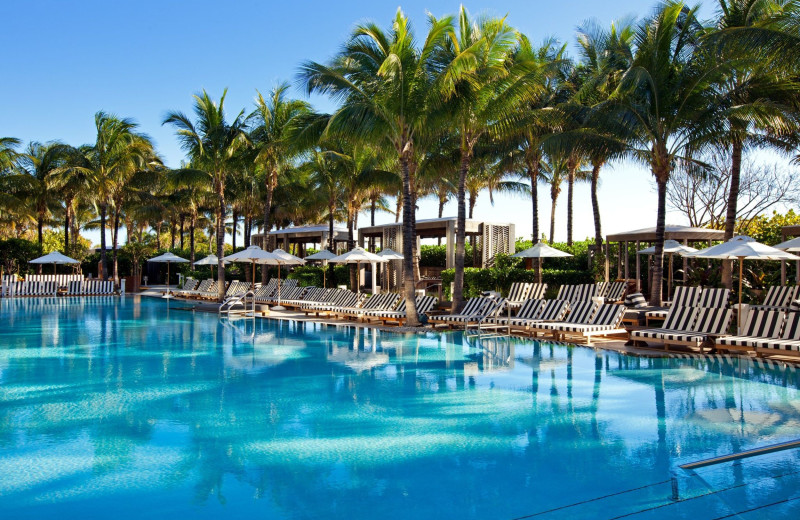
[706,0,800,288]
[299,9,453,326]
[541,153,568,244]
[433,6,540,312]
[249,83,310,269]
[605,2,723,305]
[164,90,249,301]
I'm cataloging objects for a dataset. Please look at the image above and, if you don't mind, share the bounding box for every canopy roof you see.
[304,250,337,261]
[637,240,698,255]
[359,216,513,239]
[606,224,725,243]
[223,245,280,263]
[193,254,229,266]
[774,236,800,252]
[376,248,404,260]
[29,251,80,264]
[271,248,305,265]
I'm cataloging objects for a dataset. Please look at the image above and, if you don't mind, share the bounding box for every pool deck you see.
[132,288,800,366]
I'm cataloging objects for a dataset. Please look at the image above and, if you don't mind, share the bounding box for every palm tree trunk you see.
[567,159,576,246]
[650,177,668,306]
[216,190,226,302]
[528,166,540,242]
[64,198,72,253]
[190,214,196,264]
[179,215,185,250]
[399,153,419,326]
[99,203,108,280]
[590,162,603,251]
[549,193,557,245]
[722,139,742,289]
[170,220,175,249]
[452,149,470,313]
[395,191,402,223]
[112,206,121,285]
[262,175,275,283]
[36,214,44,274]
[231,211,237,251]
[347,208,356,291]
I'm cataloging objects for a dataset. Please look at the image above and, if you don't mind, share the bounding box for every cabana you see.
[357,216,515,290]
[604,225,725,291]
[779,225,800,285]
[252,225,349,256]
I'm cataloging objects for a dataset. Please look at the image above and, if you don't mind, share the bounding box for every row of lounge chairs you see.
[2,279,117,296]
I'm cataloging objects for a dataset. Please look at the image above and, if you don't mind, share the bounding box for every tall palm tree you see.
[434,6,541,311]
[249,84,311,255]
[166,162,215,264]
[541,154,568,244]
[164,90,249,301]
[605,2,723,305]
[299,9,453,326]
[706,0,799,288]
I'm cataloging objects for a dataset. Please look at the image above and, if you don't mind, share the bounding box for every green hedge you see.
[441,267,593,299]
[287,265,350,288]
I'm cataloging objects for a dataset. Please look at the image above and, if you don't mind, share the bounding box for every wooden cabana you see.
[780,225,800,285]
[252,225,349,256]
[605,225,725,292]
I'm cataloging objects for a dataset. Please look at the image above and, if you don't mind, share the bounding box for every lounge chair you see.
[645,286,702,324]
[507,283,533,307]
[431,297,507,329]
[491,299,570,334]
[486,298,544,326]
[333,293,401,321]
[301,290,365,316]
[715,309,786,354]
[260,285,311,305]
[364,295,438,326]
[698,288,730,308]
[539,303,627,345]
[755,311,800,357]
[749,285,800,311]
[631,306,733,351]
[556,284,598,303]
[598,281,627,303]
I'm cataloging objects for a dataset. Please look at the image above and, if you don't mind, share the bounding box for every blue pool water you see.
[2,297,800,519]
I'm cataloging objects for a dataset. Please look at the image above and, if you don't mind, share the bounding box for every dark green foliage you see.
[287,265,349,288]
[0,238,41,273]
[441,267,592,299]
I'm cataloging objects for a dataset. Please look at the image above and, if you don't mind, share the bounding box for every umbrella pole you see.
[167,261,170,296]
[668,254,673,300]
[738,258,743,335]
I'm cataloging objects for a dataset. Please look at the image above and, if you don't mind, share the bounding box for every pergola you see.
[358,217,515,290]
[605,224,726,292]
[251,225,349,256]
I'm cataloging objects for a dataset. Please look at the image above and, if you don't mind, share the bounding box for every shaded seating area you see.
[631,306,733,351]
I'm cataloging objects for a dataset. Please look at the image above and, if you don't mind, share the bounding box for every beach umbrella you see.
[148,252,189,297]
[29,251,80,275]
[376,248,404,291]
[512,242,572,283]
[193,254,229,280]
[686,236,800,332]
[223,246,280,291]
[637,240,698,300]
[330,246,388,294]
[266,249,306,309]
[305,250,337,288]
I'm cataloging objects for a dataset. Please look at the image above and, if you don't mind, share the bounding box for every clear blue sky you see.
[2,0,726,245]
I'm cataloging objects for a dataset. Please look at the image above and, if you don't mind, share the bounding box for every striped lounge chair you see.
[364,295,438,326]
[556,284,597,303]
[281,287,330,308]
[645,286,702,325]
[181,279,214,298]
[598,281,627,303]
[495,299,570,334]
[334,293,401,321]
[698,288,730,308]
[507,283,534,308]
[302,290,365,316]
[429,297,502,328]
[715,309,786,354]
[632,306,733,351]
[750,285,800,311]
[439,298,508,328]
[755,311,800,357]
[539,303,627,345]
[526,300,598,336]
[486,298,544,327]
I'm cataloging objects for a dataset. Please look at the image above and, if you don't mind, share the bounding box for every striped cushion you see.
[698,288,730,308]
[690,307,732,335]
[663,307,699,331]
[759,339,800,352]
[625,293,647,309]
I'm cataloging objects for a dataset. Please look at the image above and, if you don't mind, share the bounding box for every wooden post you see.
[624,241,629,280]
[616,242,622,280]
[635,240,641,292]
[604,242,610,282]
[781,260,786,286]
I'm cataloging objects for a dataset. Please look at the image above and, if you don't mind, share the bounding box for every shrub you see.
[440,267,593,299]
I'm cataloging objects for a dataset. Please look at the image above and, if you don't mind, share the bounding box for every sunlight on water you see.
[1,296,800,519]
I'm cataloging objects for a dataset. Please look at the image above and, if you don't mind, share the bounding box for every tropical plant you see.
[163,90,249,301]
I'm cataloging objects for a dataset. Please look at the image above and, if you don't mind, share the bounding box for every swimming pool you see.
[1,297,800,519]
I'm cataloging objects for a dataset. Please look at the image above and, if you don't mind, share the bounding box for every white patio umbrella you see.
[193,254,229,280]
[148,252,189,297]
[330,246,388,294]
[29,251,80,275]
[512,242,572,283]
[774,237,800,284]
[637,240,698,300]
[268,249,305,309]
[223,246,280,291]
[376,248,404,291]
[686,236,800,332]
[305,249,337,288]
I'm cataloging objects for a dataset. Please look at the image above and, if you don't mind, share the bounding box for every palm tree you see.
[706,0,799,289]
[249,83,311,256]
[163,90,249,301]
[166,163,214,264]
[605,2,723,305]
[541,154,568,244]
[299,9,453,326]
[433,6,541,311]
[6,141,71,251]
